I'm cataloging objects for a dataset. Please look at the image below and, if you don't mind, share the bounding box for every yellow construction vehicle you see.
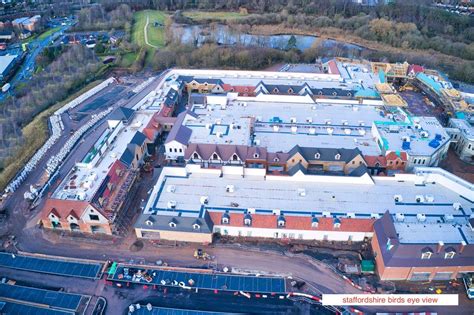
[194,248,211,260]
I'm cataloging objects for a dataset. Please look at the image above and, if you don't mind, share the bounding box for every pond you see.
[172,24,367,56]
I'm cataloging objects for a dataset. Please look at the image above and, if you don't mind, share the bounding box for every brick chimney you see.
[436,241,444,254]
[459,241,466,254]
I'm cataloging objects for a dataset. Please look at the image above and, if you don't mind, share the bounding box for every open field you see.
[37,26,61,41]
[183,10,248,21]
[132,10,167,48]
[0,80,102,191]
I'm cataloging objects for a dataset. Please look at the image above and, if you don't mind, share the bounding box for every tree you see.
[286,35,297,50]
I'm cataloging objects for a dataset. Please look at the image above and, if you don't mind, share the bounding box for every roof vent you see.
[453,202,462,210]
[167,200,177,209]
[393,195,403,203]
[322,211,331,218]
[359,129,366,135]
[291,126,298,134]
[371,213,380,219]
[415,195,425,203]
[272,209,280,215]
[417,213,426,222]
[273,125,279,132]
[420,131,429,138]
[344,128,351,135]
[298,188,306,197]
[327,127,334,135]
[248,208,256,214]
[306,117,312,123]
[309,128,316,135]
[167,185,176,193]
[226,185,235,193]
[290,117,297,123]
[395,213,405,222]
[346,212,355,218]
[200,196,209,205]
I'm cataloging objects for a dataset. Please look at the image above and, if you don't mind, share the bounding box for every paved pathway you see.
[144,16,159,49]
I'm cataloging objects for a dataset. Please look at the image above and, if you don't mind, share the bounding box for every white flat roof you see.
[53,112,153,201]
[450,118,474,141]
[190,98,392,154]
[144,167,474,243]
[0,54,17,75]
[146,170,471,218]
[377,116,450,156]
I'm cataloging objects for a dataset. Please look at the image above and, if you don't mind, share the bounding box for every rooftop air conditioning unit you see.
[444,214,454,222]
[200,196,209,205]
[394,195,403,202]
[414,124,421,130]
[226,185,235,193]
[415,195,425,203]
[291,126,298,134]
[205,124,212,130]
[309,128,316,135]
[290,117,297,123]
[420,131,429,138]
[168,200,177,209]
[359,129,366,135]
[344,129,351,135]
[342,121,348,125]
[395,213,405,222]
[453,202,462,210]
[417,213,426,222]
[325,120,332,125]
[273,125,279,132]
[216,132,223,138]
[167,185,176,193]
[327,127,334,135]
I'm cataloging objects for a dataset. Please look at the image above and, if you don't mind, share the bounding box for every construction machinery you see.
[194,248,211,260]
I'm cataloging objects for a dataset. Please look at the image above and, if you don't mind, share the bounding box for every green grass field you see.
[183,11,248,21]
[132,10,167,48]
[37,26,61,41]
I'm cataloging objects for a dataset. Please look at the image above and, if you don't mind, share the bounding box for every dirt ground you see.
[439,148,474,183]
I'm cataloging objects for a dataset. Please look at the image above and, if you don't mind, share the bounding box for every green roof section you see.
[354,88,380,99]
[361,260,375,273]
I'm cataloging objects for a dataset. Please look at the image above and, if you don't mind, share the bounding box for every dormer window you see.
[193,223,200,230]
[231,154,239,161]
[277,215,286,227]
[311,218,319,228]
[445,248,456,259]
[333,218,341,229]
[315,153,320,159]
[145,217,154,226]
[212,153,219,160]
[193,152,199,159]
[421,247,433,259]
[222,217,229,224]
[386,238,394,251]
[288,88,294,94]
[335,153,341,160]
[244,214,252,226]
[273,157,279,162]
[421,252,432,259]
[169,218,177,228]
[253,153,259,159]
[272,88,279,93]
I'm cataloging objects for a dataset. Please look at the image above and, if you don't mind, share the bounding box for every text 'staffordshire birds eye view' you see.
[0,1,473,314]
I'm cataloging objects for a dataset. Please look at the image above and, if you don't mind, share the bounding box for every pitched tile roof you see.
[109,107,135,122]
[364,155,387,167]
[165,111,196,145]
[130,131,147,146]
[209,212,375,232]
[41,199,91,221]
[288,145,363,163]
